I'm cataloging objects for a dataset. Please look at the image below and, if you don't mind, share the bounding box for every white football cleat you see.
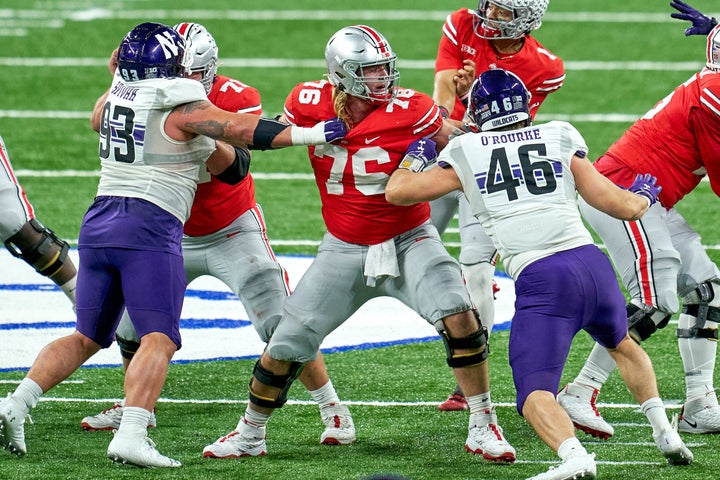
[81,403,157,431]
[526,452,597,480]
[0,393,29,457]
[465,409,516,463]
[203,419,267,458]
[678,390,720,434]
[107,430,180,468]
[320,403,356,445]
[557,383,614,439]
[653,428,693,465]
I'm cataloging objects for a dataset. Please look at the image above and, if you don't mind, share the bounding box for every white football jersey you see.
[439,120,594,279]
[96,73,215,222]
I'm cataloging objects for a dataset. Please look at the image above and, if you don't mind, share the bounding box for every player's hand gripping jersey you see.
[596,68,720,207]
[436,8,565,121]
[283,80,443,245]
[184,74,262,236]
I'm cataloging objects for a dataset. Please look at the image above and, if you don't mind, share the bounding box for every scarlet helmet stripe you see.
[355,25,390,55]
[625,219,657,308]
[175,22,191,36]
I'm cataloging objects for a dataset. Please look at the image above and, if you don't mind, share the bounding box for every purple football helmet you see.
[467,68,531,131]
[117,22,187,82]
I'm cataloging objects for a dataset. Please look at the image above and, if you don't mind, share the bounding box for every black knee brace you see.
[116,335,140,360]
[678,282,720,340]
[5,219,70,278]
[627,303,671,343]
[248,360,304,409]
[439,324,489,368]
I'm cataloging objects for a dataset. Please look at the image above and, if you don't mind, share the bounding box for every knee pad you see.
[248,360,304,409]
[678,280,720,340]
[5,219,70,278]
[627,303,671,343]
[439,314,489,368]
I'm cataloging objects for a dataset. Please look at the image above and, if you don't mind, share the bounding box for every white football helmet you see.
[474,0,548,40]
[707,23,720,71]
[325,25,400,103]
[173,22,218,93]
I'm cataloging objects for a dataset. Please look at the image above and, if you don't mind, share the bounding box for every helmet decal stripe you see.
[355,25,389,55]
[176,22,191,36]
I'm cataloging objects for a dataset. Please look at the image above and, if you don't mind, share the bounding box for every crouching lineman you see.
[202,24,516,463]
[558,3,720,439]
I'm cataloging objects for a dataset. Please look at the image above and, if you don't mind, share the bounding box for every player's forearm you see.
[433,71,458,113]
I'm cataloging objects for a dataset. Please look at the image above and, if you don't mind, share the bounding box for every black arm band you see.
[251,118,288,150]
[216,147,251,185]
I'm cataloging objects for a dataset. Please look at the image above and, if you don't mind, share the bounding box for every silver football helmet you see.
[474,0,548,40]
[173,22,218,93]
[707,23,720,71]
[325,25,400,103]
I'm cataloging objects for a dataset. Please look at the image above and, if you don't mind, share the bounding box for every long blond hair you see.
[332,87,352,129]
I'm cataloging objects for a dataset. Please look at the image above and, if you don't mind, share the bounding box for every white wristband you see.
[290,124,325,146]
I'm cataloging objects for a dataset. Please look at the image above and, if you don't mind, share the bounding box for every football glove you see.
[628,173,662,206]
[670,0,718,36]
[320,117,348,143]
[292,117,348,145]
[398,138,438,172]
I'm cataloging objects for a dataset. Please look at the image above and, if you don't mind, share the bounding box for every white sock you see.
[557,437,587,460]
[574,343,616,390]
[309,380,340,407]
[14,378,43,410]
[117,406,150,435]
[466,392,492,415]
[59,276,77,306]
[678,313,717,399]
[241,406,270,429]
[641,397,671,436]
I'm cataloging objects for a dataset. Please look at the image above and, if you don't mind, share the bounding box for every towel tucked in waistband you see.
[364,238,400,287]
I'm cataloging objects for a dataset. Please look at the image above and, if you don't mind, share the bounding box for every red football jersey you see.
[435,8,565,121]
[595,69,720,208]
[283,80,442,245]
[184,74,262,237]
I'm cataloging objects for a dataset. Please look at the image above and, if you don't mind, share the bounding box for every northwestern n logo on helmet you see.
[155,31,181,60]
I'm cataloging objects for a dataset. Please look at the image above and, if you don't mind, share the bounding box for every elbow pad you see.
[216,147,251,185]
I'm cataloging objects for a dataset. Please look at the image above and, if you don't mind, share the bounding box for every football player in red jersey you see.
[203,25,516,463]
[0,134,77,307]
[432,0,566,412]
[558,5,720,439]
[79,23,356,447]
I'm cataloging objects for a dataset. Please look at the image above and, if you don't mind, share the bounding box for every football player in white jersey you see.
[385,69,692,479]
[79,21,355,448]
[0,22,345,468]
